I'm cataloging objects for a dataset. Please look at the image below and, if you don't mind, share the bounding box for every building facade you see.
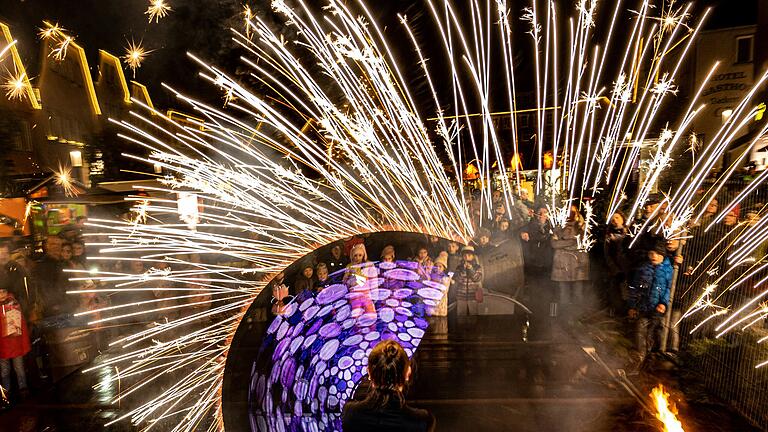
[0,20,157,194]
[692,25,757,148]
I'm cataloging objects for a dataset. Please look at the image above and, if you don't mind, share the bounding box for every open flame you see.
[651,384,685,432]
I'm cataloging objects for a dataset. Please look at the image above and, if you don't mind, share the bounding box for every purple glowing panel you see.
[417,286,444,301]
[319,339,340,361]
[267,317,282,335]
[338,356,354,369]
[395,306,413,317]
[379,307,394,322]
[379,261,396,270]
[382,268,420,281]
[369,288,391,301]
[385,298,401,308]
[334,305,351,322]
[248,259,449,432]
[356,312,377,328]
[299,297,314,311]
[343,334,363,347]
[303,305,320,320]
[319,323,341,338]
[393,288,413,299]
[316,284,347,304]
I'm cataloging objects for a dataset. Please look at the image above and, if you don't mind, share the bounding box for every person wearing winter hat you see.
[627,241,673,362]
[293,261,316,295]
[380,245,396,263]
[473,228,493,258]
[430,252,451,318]
[414,245,433,279]
[432,251,448,270]
[344,243,377,318]
[454,246,483,318]
[724,204,740,226]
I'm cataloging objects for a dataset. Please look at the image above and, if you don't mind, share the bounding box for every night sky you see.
[0,0,757,111]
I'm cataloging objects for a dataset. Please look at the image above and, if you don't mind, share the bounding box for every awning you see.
[97,179,164,193]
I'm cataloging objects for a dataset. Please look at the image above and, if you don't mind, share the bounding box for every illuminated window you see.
[736,35,753,64]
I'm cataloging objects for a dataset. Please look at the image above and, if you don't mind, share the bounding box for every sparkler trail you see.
[39,21,73,61]
[3,71,26,101]
[123,39,150,78]
[74,0,768,429]
[146,0,172,24]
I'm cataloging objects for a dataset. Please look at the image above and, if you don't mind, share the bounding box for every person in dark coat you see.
[293,263,315,295]
[628,243,673,360]
[631,195,665,269]
[0,243,35,322]
[426,235,443,260]
[445,242,462,307]
[521,205,554,274]
[603,211,630,315]
[490,200,528,296]
[343,340,435,432]
[491,218,513,245]
[472,228,494,260]
[315,263,331,291]
[521,205,554,308]
[326,244,347,275]
[35,236,69,317]
[445,242,461,275]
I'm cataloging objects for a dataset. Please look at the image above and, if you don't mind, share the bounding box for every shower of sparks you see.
[243,4,255,39]
[3,71,27,101]
[39,22,73,61]
[70,0,768,430]
[54,165,78,197]
[146,0,172,23]
[37,22,63,40]
[123,40,149,78]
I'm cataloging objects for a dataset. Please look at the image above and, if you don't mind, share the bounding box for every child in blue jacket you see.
[627,242,673,359]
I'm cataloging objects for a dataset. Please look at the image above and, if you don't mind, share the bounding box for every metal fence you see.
[674,178,768,430]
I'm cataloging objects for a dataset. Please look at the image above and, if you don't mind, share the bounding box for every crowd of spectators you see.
[271,187,766,374]
[0,215,219,406]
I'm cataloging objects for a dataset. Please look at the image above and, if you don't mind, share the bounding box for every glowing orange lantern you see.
[543,151,554,170]
[463,163,480,180]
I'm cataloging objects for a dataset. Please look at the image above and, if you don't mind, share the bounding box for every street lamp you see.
[721,108,733,125]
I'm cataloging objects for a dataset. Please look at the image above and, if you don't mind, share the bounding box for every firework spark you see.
[54,165,79,197]
[39,22,74,61]
[37,22,63,40]
[3,71,27,101]
[243,4,255,39]
[146,0,172,23]
[123,39,150,78]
